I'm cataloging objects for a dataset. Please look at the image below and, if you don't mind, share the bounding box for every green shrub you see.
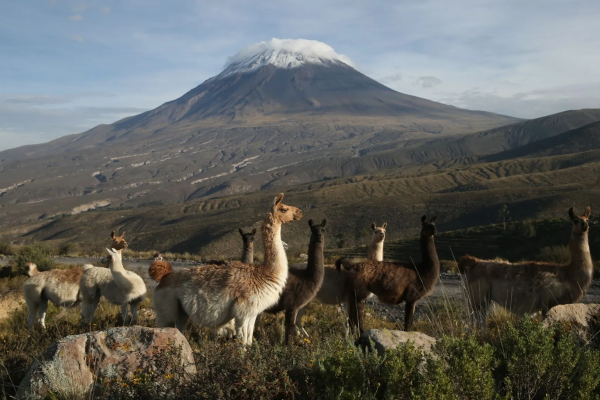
[15,243,55,274]
[58,242,80,256]
[496,317,600,400]
[437,335,497,399]
[0,241,15,256]
[537,245,570,263]
[512,220,536,238]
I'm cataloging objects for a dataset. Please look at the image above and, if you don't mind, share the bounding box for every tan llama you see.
[368,222,387,261]
[459,207,594,327]
[150,193,302,345]
[337,216,440,333]
[80,240,147,325]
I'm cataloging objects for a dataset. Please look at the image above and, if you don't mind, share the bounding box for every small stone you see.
[358,329,437,357]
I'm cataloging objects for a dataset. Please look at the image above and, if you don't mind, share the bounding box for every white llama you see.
[80,248,147,325]
[150,193,302,345]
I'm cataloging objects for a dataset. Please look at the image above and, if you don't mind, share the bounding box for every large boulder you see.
[358,329,437,357]
[543,303,600,343]
[17,326,196,399]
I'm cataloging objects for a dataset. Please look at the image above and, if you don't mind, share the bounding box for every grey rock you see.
[17,326,195,399]
[359,329,437,357]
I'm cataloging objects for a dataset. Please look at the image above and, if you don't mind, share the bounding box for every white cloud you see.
[101,7,110,14]
[69,14,83,21]
[70,34,84,43]
[224,38,355,69]
[415,76,442,89]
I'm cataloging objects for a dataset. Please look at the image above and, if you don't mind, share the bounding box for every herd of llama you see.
[20,194,594,344]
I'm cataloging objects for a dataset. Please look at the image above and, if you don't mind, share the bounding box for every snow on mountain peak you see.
[219,38,354,77]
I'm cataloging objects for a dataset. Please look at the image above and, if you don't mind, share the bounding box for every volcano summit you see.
[0,39,520,225]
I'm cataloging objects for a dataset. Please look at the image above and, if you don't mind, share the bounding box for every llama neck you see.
[110,259,133,290]
[368,241,384,261]
[569,232,593,275]
[241,245,253,264]
[418,235,440,282]
[262,216,288,279]
[306,237,325,283]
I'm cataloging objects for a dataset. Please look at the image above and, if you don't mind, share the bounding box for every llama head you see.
[421,216,437,237]
[102,247,122,267]
[371,222,387,243]
[239,228,257,251]
[110,231,128,251]
[309,219,326,243]
[569,206,591,234]
[271,193,302,224]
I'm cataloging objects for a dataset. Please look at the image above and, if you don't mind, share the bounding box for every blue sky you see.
[1,0,599,151]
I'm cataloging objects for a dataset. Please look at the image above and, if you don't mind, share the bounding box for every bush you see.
[15,243,55,274]
[537,245,570,263]
[440,260,458,274]
[58,242,80,256]
[496,317,600,400]
[0,241,15,256]
[512,220,536,238]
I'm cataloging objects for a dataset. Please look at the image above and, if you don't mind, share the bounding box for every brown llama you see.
[458,207,594,327]
[368,222,387,261]
[337,216,439,333]
[262,219,326,344]
[150,193,302,345]
[239,228,256,264]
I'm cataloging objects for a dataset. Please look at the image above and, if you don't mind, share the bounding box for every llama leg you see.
[89,294,100,324]
[246,315,257,345]
[27,301,39,330]
[175,309,189,332]
[130,302,140,325]
[121,303,129,325]
[347,293,365,335]
[37,297,49,329]
[285,310,298,345]
[404,302,416,331]
[295,307,309,338]
[81,298,92,325]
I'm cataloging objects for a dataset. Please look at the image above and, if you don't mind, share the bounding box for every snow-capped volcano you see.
[219,38,354,78]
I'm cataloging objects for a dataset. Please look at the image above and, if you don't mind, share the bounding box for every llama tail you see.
[149,260,173,282]
[25,263,39,277]
[457,255,479,274]
[82,264,94,271]
[335,258,354,271]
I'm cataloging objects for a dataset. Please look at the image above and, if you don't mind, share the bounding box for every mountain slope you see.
[0,39,520,226]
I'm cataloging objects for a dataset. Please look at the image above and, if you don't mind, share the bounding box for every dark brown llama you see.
[263,219,326,344]
[239,228,256,264]
[337,216,439,333]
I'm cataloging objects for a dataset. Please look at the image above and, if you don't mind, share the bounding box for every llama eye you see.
[280,208,288,212]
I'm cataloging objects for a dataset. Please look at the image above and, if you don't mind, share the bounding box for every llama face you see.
[421,216,437,237]
[371,222,387,243]
[309,219,326,243]
[569,207,591,234]
[272,193,302,223]
[239,228,257,251]
[110,230,128,251]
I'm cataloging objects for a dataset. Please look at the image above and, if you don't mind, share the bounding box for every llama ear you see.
[251,228,256,236]
[274,193,284,206]
[111,231,115,239]
[239,228,244,237]
[321,219,327,227]
[421,215,427,223]
[430,216,437,223]
[308,219,314,227]
[584,206,591,218]
[371,222,376,231]
[382,222,387,229]
[569,207,576,220]
[120,231,125,239]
